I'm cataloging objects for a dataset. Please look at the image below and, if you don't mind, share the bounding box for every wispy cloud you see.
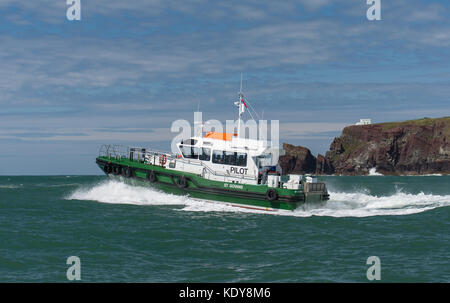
[298,0,330,11]
[0,0,449,174]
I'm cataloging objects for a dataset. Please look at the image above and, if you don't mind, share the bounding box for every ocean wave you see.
[182,190,450,218]
[406,174,444,177]
[287,191,450,218]
[67,180,450,218]
[46,183,82,188]
[0,184,23,189]
[67,180,190,206]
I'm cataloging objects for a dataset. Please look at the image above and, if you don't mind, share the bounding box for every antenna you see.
[236,73,245,138]
[240,72,243,94]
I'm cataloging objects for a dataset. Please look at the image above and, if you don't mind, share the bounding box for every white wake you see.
[289,191,450,217]
[67,180,190,206]
[67,180,450,218]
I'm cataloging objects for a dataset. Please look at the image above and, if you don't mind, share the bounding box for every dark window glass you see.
[212,150,247,166]
[224,151,236,166]
[236,152,247,167]
[212,150,224,164]
[199,148,211,161]
[180,139,197,145]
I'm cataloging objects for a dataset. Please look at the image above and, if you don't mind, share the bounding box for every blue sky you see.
[0,0,449,175]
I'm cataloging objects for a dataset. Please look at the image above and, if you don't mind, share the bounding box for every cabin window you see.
[180,139,197,145]
[224,151,236,165]
[236,152,247,166]
[199,148,211,161]
[212,150,224,164]
[181,145,199,159]
[212,150,247,167]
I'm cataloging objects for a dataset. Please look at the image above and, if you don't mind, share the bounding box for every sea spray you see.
[68,179,190,206]
[67,179,450,218]
[368,168,383,176]
[288,190,450,218]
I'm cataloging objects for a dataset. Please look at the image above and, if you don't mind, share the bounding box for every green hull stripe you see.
[96,157,328,211]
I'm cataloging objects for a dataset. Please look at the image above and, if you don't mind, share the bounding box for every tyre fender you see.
[265,189,278,201]
[113,165,121,175]
[176,176,188,188]
[146,170,157,183]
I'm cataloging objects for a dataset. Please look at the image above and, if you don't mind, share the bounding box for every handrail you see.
[99,144,129,158]
[98,144,256,181]
[99,144,174,160]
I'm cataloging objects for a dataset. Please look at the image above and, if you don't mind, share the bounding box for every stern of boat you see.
[304,181,329,203]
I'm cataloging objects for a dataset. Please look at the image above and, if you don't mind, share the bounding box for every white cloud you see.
[298,0,330,11]
[280,122,349,138]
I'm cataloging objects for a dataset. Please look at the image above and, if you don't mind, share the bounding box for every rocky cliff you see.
[325,117,450,175]
[279,143,317,174]
[280,117,450,175]
[279,143,332,175]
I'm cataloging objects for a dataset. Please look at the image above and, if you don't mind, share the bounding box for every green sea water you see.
[0,175,449,282]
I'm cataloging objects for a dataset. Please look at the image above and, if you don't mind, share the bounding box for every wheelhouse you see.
[175,131,282,186]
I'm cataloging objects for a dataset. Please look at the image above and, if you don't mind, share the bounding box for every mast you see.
[236,73,244,138]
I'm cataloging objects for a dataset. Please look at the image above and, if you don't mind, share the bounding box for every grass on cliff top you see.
[337,117,450,156]
[377,116,450,130]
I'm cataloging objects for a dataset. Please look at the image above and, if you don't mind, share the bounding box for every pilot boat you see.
[95,87,329,211]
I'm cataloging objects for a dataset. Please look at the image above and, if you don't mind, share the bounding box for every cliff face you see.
[279,143,333,175]
[325,117,450,175]
[280,117,450,176]
[279,143,317,174]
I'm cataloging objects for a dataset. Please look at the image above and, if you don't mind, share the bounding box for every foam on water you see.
[288,191,450,217]
[68,180,190,206]
[68,180,450,218]
[368,168,383,176]
[0,184,23,189]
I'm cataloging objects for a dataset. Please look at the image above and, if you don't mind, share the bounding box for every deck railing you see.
[99,145,174,163]
[98,144,256,181]
[99,144,129,160]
